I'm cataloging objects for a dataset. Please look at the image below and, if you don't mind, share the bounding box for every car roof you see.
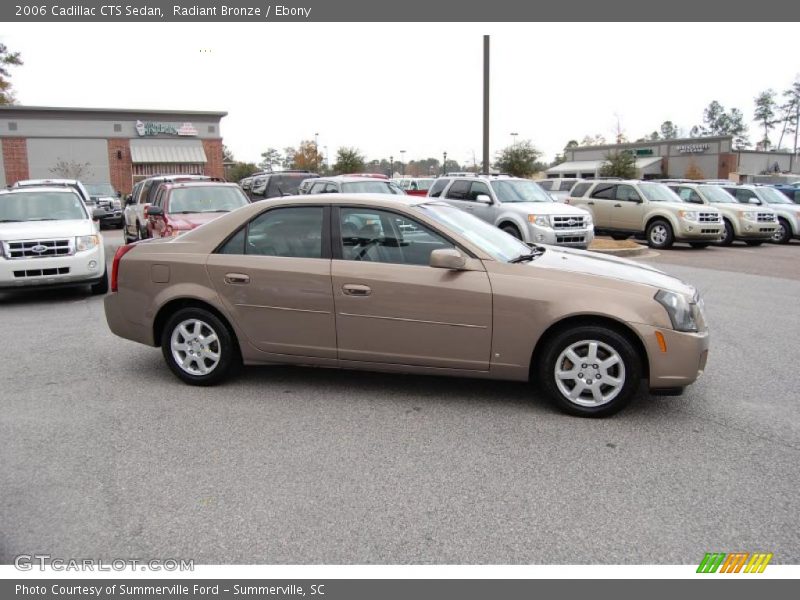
[1,186,82,196]
[250,193,425,208]
[160,181,242,190]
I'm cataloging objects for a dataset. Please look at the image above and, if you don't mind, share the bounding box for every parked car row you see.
[11,178,124,229]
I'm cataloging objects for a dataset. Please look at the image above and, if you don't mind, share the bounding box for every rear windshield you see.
[168,186,249,213]
[266,174,310,197]
[0,191,87,222]
[85,183,117,197]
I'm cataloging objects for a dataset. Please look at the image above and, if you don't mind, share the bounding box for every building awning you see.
[546,156,663,174]
[130,139,207,164]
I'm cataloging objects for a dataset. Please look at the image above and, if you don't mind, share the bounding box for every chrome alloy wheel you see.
[170,319,221,376]
[554,340,626,407]
[650,224,668,246]
[772,221,787,243]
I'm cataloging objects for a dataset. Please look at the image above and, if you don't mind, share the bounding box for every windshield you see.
[491,180,553,203]
[341,181,404,195]
[698,185,737,204]
[0,191,87,222]
[168,186,249,213]
[413,178,435,191]
[639,182,682,202]
[84,183,117,197]
[417,203,532,263]
[756,186,793,204]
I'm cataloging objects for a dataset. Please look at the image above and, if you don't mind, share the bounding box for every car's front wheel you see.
[772,218,792,244]
[539,326,641,417]
[646,219,674,249]
[501,224,522,240]
[90,270,108,295]
[716,219,734,246]
[161,307,238,385]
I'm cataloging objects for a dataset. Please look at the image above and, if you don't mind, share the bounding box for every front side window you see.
[339,207,453,265]
[639,182,682,203]
[445,180,471,200]
[616,184,641,202]
[0,191,87,222]
[218,207,324,258]
[469,181,491,201]
[428,178,450,198]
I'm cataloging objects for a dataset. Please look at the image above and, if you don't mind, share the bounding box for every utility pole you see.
[483,35,490,175]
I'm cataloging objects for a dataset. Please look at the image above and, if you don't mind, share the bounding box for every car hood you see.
[530,245,696,297]
[0,219,96,240]
[769,203,800,214]
[502,202,589,215]
[168,212,230,230]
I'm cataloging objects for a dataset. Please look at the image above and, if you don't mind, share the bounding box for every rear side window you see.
[558,180,578,192]
[590,184,617,199]
[570,182,591,197]
[445,180,471,200]
[538,180,553,191]
[428,178,450,198]
[219,207,324,258]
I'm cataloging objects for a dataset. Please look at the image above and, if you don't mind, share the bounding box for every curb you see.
[589,246,652,257]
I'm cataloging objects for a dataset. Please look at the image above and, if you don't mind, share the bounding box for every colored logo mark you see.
[697,552,773,573]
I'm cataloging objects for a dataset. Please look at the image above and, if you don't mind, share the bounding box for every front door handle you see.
[224,273,250,284]
[614,203,622,207]
[587,201,594,205]
[342,284,371,297]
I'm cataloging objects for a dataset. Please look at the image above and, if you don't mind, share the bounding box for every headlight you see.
[655,289,698,332]
[678,210,698,221]
[527,214,551,227]
[739,211,757,222]
[75,235,100,252]
[112,199,122,210]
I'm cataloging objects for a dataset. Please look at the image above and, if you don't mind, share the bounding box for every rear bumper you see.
[631,322,709,389]
[104,292,156,346]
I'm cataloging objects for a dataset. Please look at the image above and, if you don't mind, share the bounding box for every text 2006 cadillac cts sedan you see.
[104,194,709,417]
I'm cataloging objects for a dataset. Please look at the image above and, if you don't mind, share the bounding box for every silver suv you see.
[665,182,777,246]
[567,180,723,249]
[721,184,800,244]
[429,176,594,248]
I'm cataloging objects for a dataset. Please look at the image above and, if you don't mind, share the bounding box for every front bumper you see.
[631,322,709,389]
[0,246,105,290]
[674,220,723,241]
[94,208,124,227]
[734,221,778,239]
[530,225,595,249]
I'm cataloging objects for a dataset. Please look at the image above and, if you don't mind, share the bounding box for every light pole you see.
[400,150,406,176]
[389,155,394,178]
[314,132,319,172]
[442,151,447,176]
[324,146,328,171]
[510,132,518,147]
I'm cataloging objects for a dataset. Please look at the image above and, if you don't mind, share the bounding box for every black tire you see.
[501,224,522,240]
[610,234,630,241]
[772,218,792,244]
[161,307,239,386]
[537,325,641,417]
[646,219,674,249]
[745,240,764,247]
[716,219,734,246]
[689,243,709,249]
[90,270,109,295]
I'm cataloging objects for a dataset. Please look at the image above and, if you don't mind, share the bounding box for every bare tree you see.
[49,159,93,180]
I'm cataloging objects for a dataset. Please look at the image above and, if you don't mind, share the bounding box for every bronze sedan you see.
[105,195,709,417]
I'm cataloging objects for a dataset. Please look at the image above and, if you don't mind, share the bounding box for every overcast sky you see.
[3,22,799,166]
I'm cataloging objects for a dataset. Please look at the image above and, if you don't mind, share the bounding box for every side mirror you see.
[117,191,122,198]
[430,248,467,270]
[475,194,492,204]
[125,195,133,206]
[147,206,164,217]
[748,198,759,205]
[91,208,104,220]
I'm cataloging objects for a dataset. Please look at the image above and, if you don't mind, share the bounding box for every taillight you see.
[143,203,151,217]
[111,244,136,292]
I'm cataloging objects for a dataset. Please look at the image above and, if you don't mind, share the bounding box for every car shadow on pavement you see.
[0,286,98,306]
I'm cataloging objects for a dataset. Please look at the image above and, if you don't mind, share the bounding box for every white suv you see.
[430,175,594,248]
[0,187,107,294]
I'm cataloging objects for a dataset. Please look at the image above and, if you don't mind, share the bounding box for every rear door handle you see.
[614,203,622,207]
[224,273,250,284]
[587,201,594,205]
[342,284,371,296]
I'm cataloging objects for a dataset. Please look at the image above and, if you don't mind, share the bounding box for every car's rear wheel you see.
[161,308,238,386]
[646,219,674,249]
[501,224,522,240]
[538,326,641,417]
[772,218,792,244]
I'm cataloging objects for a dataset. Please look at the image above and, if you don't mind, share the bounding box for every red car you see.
[146,181,250,238]
[396,177,436,197]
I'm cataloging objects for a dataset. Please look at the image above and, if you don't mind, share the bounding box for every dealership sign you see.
[677,143,710,154]
[135,120,198,137]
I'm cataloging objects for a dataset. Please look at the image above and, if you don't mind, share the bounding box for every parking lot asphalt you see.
[1,230,798,565]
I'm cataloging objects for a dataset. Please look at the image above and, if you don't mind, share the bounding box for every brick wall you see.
[202,139,224,179]
[2,137,30,184]
[107,139,133,194]
[719,153,737,179]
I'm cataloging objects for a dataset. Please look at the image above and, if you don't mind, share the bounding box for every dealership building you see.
[545,135,800,181]
[0,106,227,194]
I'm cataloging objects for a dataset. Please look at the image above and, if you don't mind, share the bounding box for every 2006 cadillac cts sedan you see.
[104,194,709,417]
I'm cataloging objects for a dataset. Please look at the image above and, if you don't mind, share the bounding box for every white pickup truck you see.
[0,186,107,294]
